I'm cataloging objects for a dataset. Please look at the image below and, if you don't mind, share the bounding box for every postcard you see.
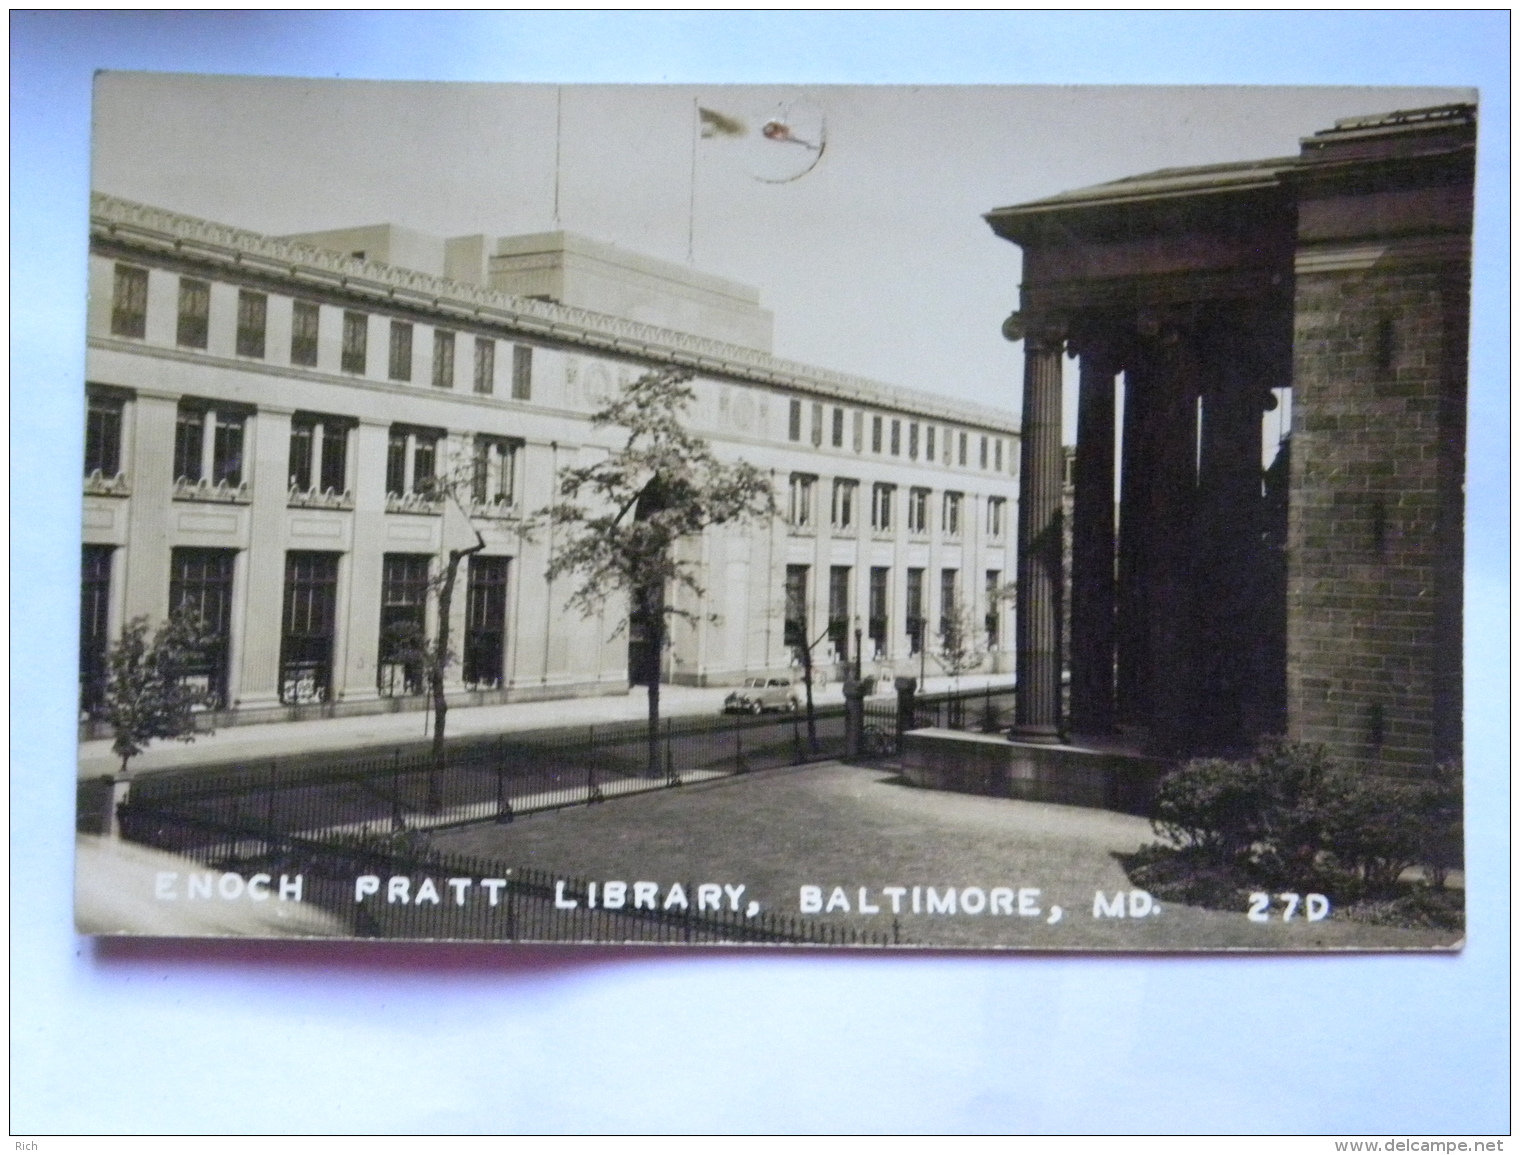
[76,77,1474,949]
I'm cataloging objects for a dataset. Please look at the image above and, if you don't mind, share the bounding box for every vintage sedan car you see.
[722,677,800,714]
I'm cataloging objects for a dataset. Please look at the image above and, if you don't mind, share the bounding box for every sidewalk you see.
[78,673,1014,778]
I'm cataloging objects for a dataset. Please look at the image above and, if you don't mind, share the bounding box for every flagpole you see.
[687,97,698,264]
[554,86,563,227]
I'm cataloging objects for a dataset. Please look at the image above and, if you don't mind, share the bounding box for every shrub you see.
[1143,742,1465,919]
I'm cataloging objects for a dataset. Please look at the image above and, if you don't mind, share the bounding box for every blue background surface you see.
[10,11,1509,1134]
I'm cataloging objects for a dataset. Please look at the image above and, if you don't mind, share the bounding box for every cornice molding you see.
[90,193,1020,437]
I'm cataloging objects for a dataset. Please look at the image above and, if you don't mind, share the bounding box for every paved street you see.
[78,673,1009,777]
[432,760,1461,951]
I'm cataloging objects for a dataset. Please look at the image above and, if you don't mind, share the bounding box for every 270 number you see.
[1247,892,1330,922]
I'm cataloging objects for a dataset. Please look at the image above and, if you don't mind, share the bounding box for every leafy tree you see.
[540,368,775,775]
[102,610,216,774]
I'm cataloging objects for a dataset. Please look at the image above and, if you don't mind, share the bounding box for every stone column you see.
[1146,331,1202,755]
[1009,318,1065,742]
[1069,344,1118,737]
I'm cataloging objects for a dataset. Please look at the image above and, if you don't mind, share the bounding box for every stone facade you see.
[80,195,1021,733]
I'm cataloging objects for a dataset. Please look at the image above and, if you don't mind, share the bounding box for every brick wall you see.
[1287,262,1467,775]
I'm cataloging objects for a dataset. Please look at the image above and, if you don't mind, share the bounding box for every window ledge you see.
[84,471,130,497]
[288,487,355,510]
[173,478,250,504]
[471,500,521,521]
[386,493,444,516]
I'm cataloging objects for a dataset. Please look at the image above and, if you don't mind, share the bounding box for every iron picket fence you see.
[114,801,899,946]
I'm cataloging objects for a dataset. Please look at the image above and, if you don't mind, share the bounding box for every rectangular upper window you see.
[871,415,883,454]
[831,478,858,529]
[811,402,824,447]
[994,438,1004,471]
[110,264,148,339]
[176,278,210,349]
[890,420,901,457]
[386,425,442,497]
[788,399,802,442]
[788,473,815,528]
[942,491,963,536]
[871,482,894,532]
[291,301,320,367]
[432,329,455,388]
[987,496,1007,539]
[389,321,413,382]
[980,436,989,470]
[475,338,496,395]
[852,411,863,453]
[512,344,533,400]
[958,431,968,466]
[907,487,929,534]
[473,435,519,507]
[235,290,267,359]
[925,425,936,462]
[831,407,845,448]
[84,393,124,479]
[341,311,368,375]
[173,402,246,488]
[908,422,919,460]
[288,413,352,496]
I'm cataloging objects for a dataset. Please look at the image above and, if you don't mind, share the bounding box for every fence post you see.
[894,677,918,741]
[391,748,404,832]
[496,764,513,823]
[665,717,679,787]
[842,676,866,761]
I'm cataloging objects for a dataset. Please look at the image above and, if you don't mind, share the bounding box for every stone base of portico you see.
[900,728,1168,815]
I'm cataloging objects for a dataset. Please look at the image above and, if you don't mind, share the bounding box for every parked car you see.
[723,677,800,714]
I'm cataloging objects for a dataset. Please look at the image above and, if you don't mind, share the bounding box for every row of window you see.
[787,474,1006,537]
[783,564,1004,659]
[109,264,533,398]
[78,545,513,714]
[787,398,1009,472]
[84,393,519,508]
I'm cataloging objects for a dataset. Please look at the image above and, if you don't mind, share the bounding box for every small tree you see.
[102,610,215,774]
[383,453,489,777]
[540,368,774,775]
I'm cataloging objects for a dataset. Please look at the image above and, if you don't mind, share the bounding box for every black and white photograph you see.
[75,76,1474,951]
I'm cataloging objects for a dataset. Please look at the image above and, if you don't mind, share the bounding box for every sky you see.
[91,77,1467,425]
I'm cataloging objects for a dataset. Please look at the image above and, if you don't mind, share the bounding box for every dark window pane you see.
[236,290,267,358]
[291,301,320,366]
[84,396,123,478]
[170,546,236,708]
[176,278,210,349]
[432,329,455,388]
[212,414,244,485]
[379,553,431,695]
[280,551,339,703]
[386,433,407,496]
[475,338,495,395]
[79,545,114,715]
[173,409,205,482]
[111,265,148,338]
[288,422,313,491]
[319,424,347,493]
[342,312,368,374]
[784,564,809,648]
[389,321,413,381]
[464,555,510,688]
[511,344,532,399]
